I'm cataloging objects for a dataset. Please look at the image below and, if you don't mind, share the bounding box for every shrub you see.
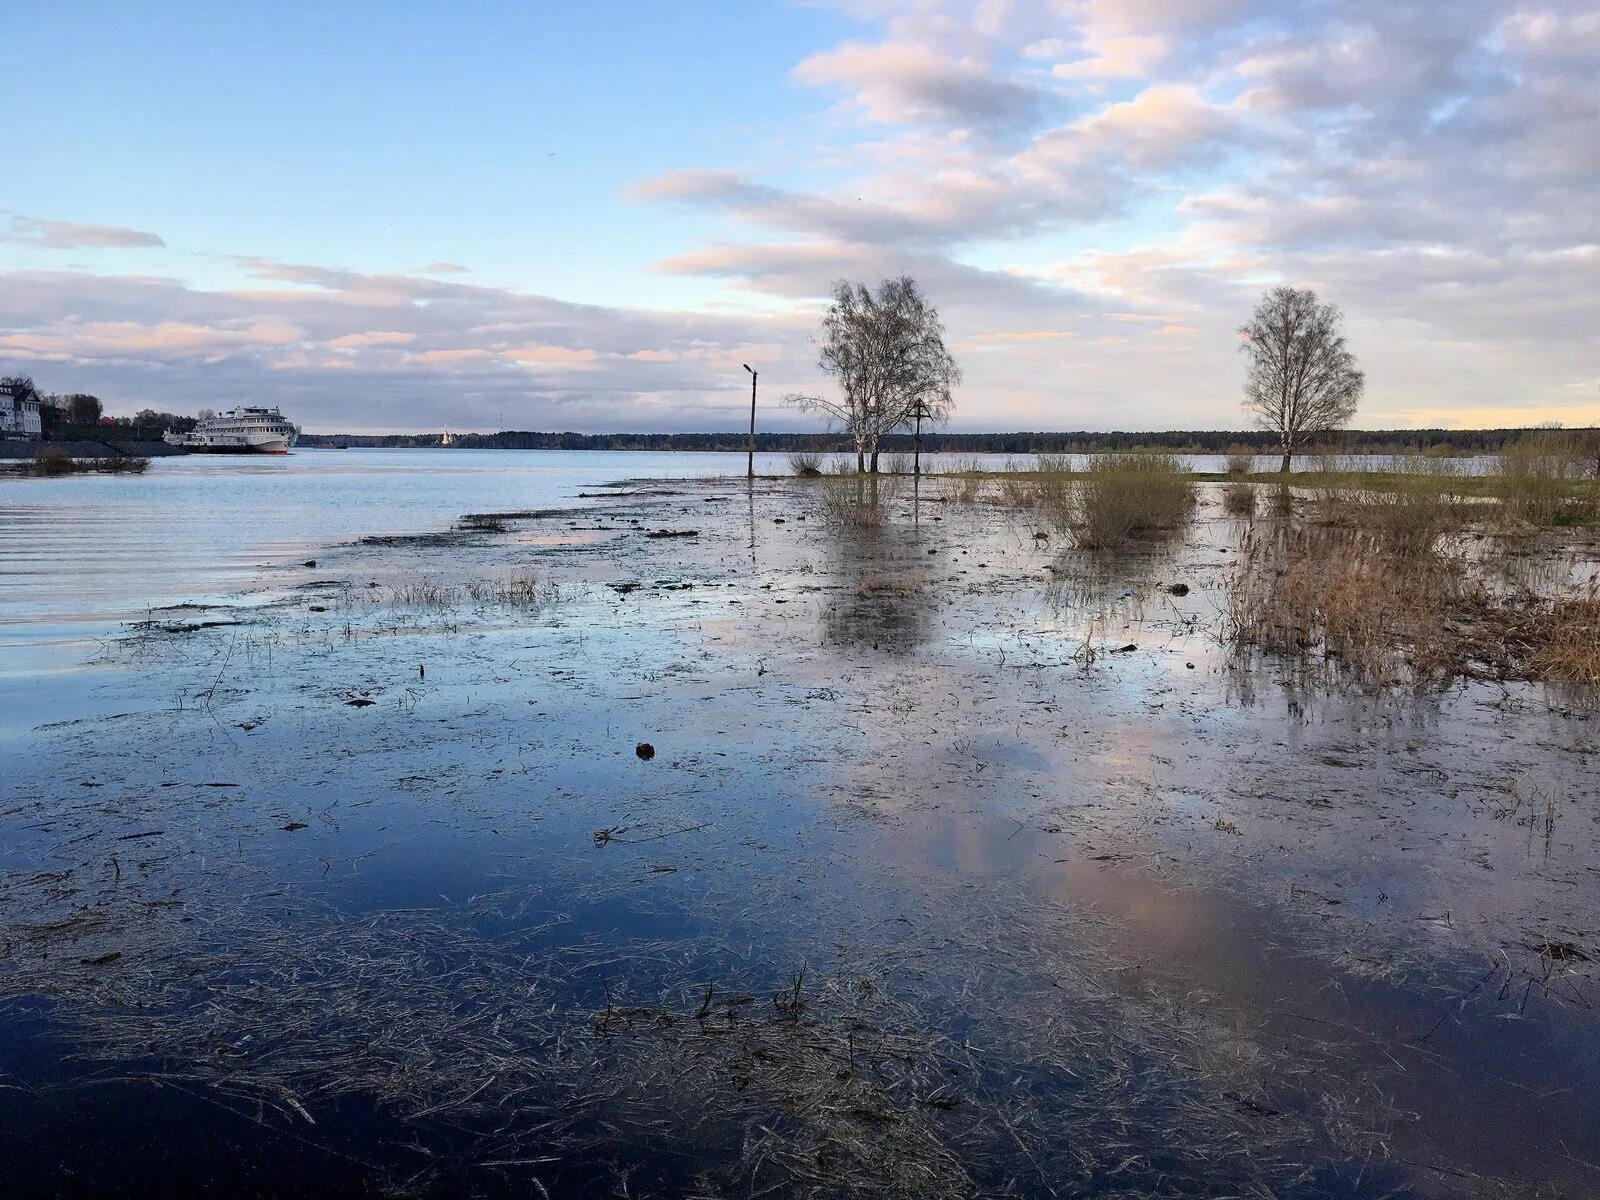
[1224,445,1255,476]
[1227,523,1467,686]
[818,476,899,527]
[32,446,74,476]
[789,451,823,477]
[1060,453,1194,548]
[1498,431,1590,525]
[1340,458,1463,558]
[1222,485,1257,517]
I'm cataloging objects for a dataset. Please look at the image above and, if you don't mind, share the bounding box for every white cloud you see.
[6,216,166,250]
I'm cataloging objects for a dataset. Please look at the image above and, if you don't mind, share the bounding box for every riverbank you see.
[0,437,181,461]
[2,471,1597,1197]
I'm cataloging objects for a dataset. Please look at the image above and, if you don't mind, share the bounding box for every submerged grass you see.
[1497,431,1597,526]
[26,447,149,476]
[1228,500,1600,700]
[816,475,903,527]
[1222,484,1258,517]
[1059,452,1195,548]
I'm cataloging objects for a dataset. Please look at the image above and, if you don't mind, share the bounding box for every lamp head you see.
[743,363,754,374]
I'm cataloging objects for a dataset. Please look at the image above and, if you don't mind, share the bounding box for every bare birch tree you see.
[786,276,959,472]
[1239,286,1363,472]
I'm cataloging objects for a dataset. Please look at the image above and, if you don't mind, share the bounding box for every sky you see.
[1,0,1596,434]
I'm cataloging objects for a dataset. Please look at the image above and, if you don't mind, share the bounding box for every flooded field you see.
[2,463,1597,1197]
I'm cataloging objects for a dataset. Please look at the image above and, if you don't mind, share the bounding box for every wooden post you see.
[744,365,758,480]
[913,402,924,478]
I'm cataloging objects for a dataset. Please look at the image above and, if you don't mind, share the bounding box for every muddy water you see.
[1,475,1596,1198]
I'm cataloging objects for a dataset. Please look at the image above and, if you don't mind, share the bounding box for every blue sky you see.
[7,3,839,305]
[3,1,1596,432]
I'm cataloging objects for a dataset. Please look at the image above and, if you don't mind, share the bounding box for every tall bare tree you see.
[786,276,959,472]
[1239,286,1363,472]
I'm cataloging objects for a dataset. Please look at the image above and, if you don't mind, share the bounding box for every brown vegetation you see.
[1228,502,1599,699]
[1497,431,1596,526]
[28,446,149,476]
[1058,453,1195,548]
[1224,445,1255,476]
[1222,484,1257,517]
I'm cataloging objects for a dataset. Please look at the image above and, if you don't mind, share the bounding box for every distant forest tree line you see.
[296,427,1594,456]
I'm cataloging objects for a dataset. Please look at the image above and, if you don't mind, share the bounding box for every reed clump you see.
[29,447,150,476]
[32,446,75,476]
[1329,459,1464,559]
[1227,524,1468,686]
[1222,485,1257,517]
[789,451,824,477]
[1224,445,1256,476]
[818,476,900,527]
[1058,452,1195,548]
[1521,585,1600,689]
[1497,431,1594,526]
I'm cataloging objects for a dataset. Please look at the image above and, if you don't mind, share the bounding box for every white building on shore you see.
[0,383,43,439]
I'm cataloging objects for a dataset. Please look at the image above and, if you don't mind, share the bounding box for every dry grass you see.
[27,446,150,476]
[1224,445,1256,476]
[386,572,558,613]
[31,446,74,476]
[1227,523,1467,686]
[1498,431,1595,526]
[817,476,901,526]
[1522,585,1600,687]
[789,451,824,476]
[938,471,984,504]
[1328,458,1464,558]
[1229,507,1599,699]
[1222,484,1257,517]
[1058,452,1195,548]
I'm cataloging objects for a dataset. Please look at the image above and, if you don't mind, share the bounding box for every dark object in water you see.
[1167,583,1190,596]
[645,529,699,539]
[282,822,309,832]
[303,560,317,567]
[79,952,122,967]
[1115,644,1138,653]
[635,742,656,760]
[346,697,376,708]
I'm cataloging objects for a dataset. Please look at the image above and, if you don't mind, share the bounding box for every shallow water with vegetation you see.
[2,454,1597,1197]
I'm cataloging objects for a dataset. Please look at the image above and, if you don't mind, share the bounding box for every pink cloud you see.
[8,216,166,249]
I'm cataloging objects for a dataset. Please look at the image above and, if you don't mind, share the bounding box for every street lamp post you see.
[742,364,758,480]
[913,400,925,478]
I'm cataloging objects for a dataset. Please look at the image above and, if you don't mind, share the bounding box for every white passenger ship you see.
[165,406,299,454]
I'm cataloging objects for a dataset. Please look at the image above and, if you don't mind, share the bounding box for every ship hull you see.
[173,441,293,455]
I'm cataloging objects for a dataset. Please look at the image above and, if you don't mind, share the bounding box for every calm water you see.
[0,449,799,651]
[0,446,1593,1198]
[0,447,1487,657]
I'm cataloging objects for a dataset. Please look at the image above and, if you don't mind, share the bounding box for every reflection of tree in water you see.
[813,477,934,654]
